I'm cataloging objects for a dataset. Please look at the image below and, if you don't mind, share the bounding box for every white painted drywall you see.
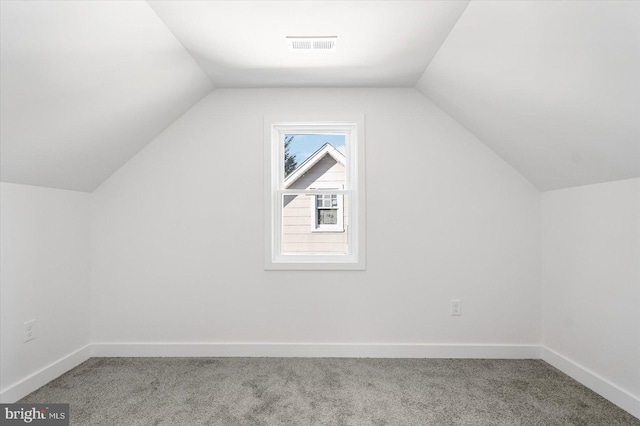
[90,88,541,346]
[0,0,214,192]
[417,0,640,191]
[148,0,468,87]
[0,183,91,395]
[542,178,640,400]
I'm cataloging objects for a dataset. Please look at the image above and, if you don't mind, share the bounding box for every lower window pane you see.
[318,209,338,225]
[281,194,349,255]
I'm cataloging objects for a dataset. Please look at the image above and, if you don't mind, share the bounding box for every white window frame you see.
[264,115,365,270]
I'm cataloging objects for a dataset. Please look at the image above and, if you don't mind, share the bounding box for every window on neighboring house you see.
[264,117,365,270]
[315,194,339,227]
[309,181,343,233]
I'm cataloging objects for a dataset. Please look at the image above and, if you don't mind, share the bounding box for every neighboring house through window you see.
[283,143,346,235]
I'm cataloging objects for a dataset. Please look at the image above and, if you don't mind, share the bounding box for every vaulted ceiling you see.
[417,0,640,191]
[1,1,638,192]
[0,1,213,192]
[147,1,468,87]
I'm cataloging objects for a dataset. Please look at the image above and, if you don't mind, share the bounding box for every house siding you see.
[282,156,348,254]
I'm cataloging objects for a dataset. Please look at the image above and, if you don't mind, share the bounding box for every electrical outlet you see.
[450,299,462,316]
[24,319,36,342]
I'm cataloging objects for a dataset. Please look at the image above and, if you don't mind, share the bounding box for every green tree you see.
[284,135,297,177]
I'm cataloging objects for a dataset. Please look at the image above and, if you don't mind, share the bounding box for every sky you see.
[285,134,345,170]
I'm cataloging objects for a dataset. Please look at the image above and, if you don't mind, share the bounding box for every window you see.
[264,116,365,270]
[315,194,340,229]
[310,182,343,232]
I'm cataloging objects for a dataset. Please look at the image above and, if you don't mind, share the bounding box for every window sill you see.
[265,258,365,271]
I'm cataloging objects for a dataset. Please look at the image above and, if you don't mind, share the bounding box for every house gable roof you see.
[284,143,346,189]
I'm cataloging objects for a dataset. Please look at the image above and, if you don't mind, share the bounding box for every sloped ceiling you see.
[0,1,214,192]
[1,1,638,193]
[417,0,640,191]
[147,1,469,87]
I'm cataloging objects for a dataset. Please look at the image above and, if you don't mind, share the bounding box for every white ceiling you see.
[147,1,469,87]
[417,0,640,191]
[0,1,213,192]
[1,1,638,193]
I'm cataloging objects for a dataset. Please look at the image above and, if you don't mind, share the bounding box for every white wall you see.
[90,88,541,348]
[0,183,91,400]
[541,178,640,407]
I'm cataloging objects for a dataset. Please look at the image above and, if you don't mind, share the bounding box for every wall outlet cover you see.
[24,319,36,342]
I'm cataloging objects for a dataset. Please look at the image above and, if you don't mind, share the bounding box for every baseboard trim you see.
[0,344,93,403]
[91,342,541,359]
[541,347,640,419]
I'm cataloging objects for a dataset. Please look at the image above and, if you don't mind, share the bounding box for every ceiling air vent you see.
[286,36,337,52]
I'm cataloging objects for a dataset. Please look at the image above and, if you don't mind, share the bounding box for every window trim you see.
[264,115,366,271]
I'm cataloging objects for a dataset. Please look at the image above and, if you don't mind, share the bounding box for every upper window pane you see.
[283,134,346,186]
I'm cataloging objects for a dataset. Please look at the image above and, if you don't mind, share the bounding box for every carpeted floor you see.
[19,358,639,425]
